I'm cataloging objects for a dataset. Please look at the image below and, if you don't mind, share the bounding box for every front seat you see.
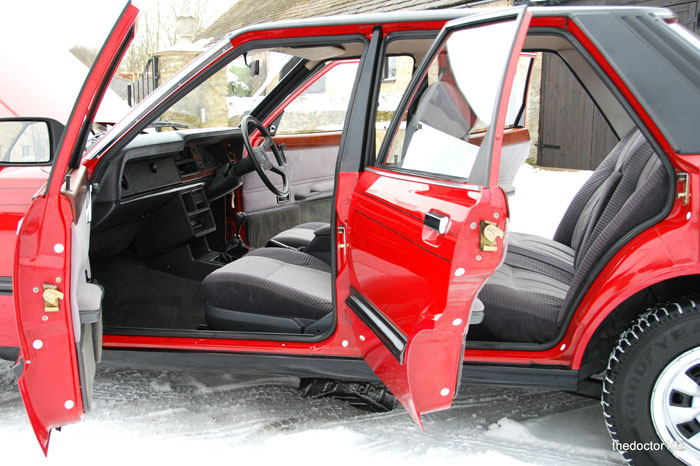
[202,248,333,334]
[269,221,328,249]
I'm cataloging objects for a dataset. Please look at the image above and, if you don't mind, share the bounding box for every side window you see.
[380,20,519,181]
[505,54,534,128]
[376,55,415,158]
[275,61,359,135]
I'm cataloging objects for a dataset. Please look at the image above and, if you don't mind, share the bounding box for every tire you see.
[300,378,397,412]
[602,298,700,465]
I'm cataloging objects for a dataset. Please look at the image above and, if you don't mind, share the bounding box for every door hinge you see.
[42,284,64,313]
[677,172,690,206]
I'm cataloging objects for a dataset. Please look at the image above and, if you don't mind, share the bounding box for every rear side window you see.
[375,55,416,158]
[379,20,520,181]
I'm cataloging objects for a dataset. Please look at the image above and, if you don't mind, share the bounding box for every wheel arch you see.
[576,273,700,379]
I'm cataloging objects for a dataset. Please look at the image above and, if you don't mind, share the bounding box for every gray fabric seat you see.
[206,131,668,344]
[476,263,570,342]
[471,130,669,343]
[203,248,332,333]
[268,222,327,249]
[506,232,575,283]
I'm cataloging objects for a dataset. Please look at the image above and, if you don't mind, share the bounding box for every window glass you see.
[276,60,359,135]
[383,56,398,81]
[505,54,533,127]
[380,19,518,181]
[157,50,298,130]
[376,55,415,158]
[0,121,50,163]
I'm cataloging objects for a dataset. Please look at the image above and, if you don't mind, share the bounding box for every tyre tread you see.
[602,297,700,465]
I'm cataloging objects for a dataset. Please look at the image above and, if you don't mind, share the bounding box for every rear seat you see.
[471,130,669,343]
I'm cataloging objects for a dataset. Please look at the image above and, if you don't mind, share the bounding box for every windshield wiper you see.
[148,120,189,132]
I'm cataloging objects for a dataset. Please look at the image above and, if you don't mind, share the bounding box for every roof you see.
[198,0,474,41]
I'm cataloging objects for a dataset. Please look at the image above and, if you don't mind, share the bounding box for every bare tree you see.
[69,45,99,68]
[120,0,212,77]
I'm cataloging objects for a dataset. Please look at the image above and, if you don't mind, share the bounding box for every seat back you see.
[554,130,638,248]
[558,131,669,323]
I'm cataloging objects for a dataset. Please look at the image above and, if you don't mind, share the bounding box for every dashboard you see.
[91,127,245,233]
[120,133,236,200]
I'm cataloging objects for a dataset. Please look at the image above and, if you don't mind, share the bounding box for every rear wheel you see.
[602,298,700,465]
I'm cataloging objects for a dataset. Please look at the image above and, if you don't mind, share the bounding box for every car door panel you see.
[242,137,338,247]
[13,2,137,454]
[343,8,531,424]
[242,61,359,247]
[14,176,91,453]
[346,169,507,421]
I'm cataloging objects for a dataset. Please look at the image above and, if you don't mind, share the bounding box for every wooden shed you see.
[537,0,699,169]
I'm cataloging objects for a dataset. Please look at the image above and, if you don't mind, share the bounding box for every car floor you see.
[92,253,206,330]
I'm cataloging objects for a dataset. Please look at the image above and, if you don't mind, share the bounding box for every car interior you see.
[86,28,673,347]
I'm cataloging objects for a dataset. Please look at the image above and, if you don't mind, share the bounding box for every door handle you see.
[424,211,450,235]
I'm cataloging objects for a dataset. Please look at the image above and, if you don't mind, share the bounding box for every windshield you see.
[155,50,298,130]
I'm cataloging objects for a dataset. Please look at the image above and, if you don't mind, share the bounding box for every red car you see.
[2,3,699,465]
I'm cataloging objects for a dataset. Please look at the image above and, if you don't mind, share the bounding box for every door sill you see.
[103,325,333,343]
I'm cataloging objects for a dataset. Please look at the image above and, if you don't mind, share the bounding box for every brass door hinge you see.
[677,172,690,206]
[480,220,504,252]
[43,284,64,313]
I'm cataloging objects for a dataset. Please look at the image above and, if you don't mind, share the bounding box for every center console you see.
[135,186,231,280]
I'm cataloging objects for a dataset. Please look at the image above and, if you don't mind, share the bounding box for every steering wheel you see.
[240,115,289,197]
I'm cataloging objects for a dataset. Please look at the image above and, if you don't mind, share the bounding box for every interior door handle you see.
[424,211,450,234]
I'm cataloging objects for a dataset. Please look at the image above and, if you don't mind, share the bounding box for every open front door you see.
[344,8,531,425]
[13,2,138,454]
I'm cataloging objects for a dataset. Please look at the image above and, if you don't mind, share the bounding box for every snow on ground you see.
[1,166,622,465]
[1,362,623,466]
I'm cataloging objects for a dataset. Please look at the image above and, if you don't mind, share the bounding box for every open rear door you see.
[13,2,138,454]
[344,8,531,425]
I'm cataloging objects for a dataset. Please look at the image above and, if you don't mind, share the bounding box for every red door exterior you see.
[13,2,138,454]
[344,8,531,425]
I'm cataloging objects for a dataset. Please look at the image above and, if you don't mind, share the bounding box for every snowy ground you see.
[0,362,624,466]
[0,165,626,465]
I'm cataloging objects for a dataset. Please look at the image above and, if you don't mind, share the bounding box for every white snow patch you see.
[183,374,300,394]
[149,374,172,392]
[509,164,592,238]
[486,405,623,463]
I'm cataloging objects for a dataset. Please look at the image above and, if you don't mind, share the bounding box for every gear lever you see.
[223,212,249,262]
[234,211,248,237]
